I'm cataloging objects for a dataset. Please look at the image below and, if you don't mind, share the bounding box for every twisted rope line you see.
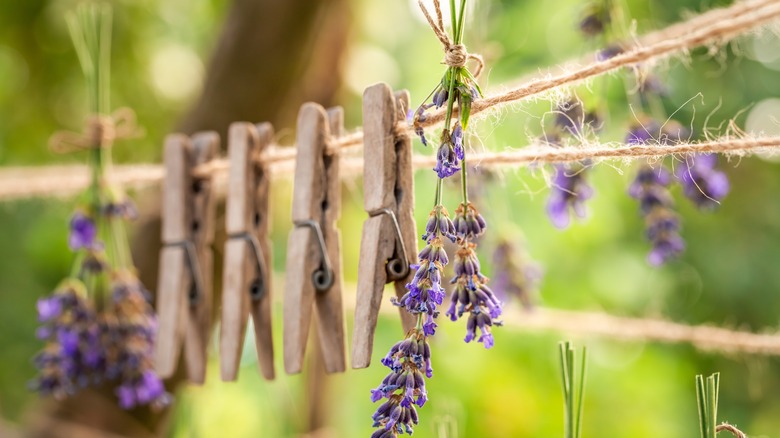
[2,136,778,200]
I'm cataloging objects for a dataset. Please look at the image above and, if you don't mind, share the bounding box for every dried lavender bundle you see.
[370,1,502,436]
[30,4,170,410]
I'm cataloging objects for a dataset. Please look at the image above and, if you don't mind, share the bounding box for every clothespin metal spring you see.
[226,231,268,301]
[368,208,410,281]
[162,239,205,306]
[293,219,334,292]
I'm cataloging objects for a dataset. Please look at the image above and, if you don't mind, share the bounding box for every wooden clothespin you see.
[156,131,218,383]
[220,122,275,381]
[284,103,346,375]
[352,83,418,369]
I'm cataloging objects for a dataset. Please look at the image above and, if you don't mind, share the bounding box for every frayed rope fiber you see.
[2,136,779,200]
[418,0,780,128]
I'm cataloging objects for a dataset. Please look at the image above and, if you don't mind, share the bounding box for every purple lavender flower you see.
[452,124,464,160]
[433,142,460,179]
[579,2,610,37]
[491,240,542,309]
[547,165,593,229]
[421,206,456,243]
[31,282,101,399]
[629,165,684,265]
[104,276,172,410]
[452,202,487,240]
[675,154,729,209]
[445,243,503,349]
[555,100,599,136]
[103,199,138,220]
[68,213,97,251]
[410,104,433,147]
[432,87,448,109]
[597,43,624,61]
[370,329,429,435]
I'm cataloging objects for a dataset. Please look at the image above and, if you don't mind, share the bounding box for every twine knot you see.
[445,43,468,68]
[49,107,144,154]
[418,0,484,78]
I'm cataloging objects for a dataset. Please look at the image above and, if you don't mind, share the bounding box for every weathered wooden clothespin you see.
[156,131,218,383]
[352,83,418,369]
[284,103,346,375]
[220,122,275,381]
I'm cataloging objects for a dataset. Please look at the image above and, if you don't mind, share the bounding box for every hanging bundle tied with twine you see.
[49,107,144,154]
[418,0,484,78]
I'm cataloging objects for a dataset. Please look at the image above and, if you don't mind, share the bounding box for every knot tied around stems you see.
[418,0,484,78]
[49,107,144,153]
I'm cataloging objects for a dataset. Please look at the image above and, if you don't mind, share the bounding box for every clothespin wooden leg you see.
[221,122,275,381]
[390,90,419,332]
[183,132,218,384]
[285,103,346,375]
[156,134,193,378]
[156,131,218,383]
[352,83,417,369]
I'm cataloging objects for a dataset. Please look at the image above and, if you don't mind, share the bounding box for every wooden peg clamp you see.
[352,83,418,369]
[284,103,346,375]
[156,131,218,383]
[220,122,275,381]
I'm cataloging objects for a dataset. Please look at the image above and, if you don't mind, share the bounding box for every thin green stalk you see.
[435,178,444,207]
[696,375,707,438]
[449,0,458,40]
[455,0,467,44]
[443,67,458,131]
[708,374,719,438]
[575,347,588,438]
[460,155,469,206]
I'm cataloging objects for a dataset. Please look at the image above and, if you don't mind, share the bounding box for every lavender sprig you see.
[31,4,170,411]
[370,0,492,435]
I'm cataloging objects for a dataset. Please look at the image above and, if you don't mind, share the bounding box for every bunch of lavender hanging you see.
[31,4,170,410]
[591,0,731,265]
[369,1,502,436]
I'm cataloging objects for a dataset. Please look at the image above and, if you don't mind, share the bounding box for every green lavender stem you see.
[559,341,587,438]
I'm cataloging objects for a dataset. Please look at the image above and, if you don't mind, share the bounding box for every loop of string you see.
[417,0,484,78]
[49,107,144,154]
[716,423,747,438]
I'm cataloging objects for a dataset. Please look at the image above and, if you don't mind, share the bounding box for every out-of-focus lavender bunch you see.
[491,239,543,309]
[30,4,169,410]
[545,99,598,229]
[626,118,729,265]
[372,1,501,435]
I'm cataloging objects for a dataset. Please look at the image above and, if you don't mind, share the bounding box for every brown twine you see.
[354,294,780,356]
[716,423,747,438]
[417,0,484,78]
[49,107,144,153]
[5,135,780,200]
[418,0,780,128]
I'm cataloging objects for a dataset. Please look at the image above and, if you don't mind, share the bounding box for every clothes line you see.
[1,136,778,201]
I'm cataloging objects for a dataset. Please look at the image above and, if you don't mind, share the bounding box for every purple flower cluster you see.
[433,124,464,179]
[105,277,171,410]
[370,329,430,435]
[68,213,98,251]
[676,154,730,210]
[547,165,594,229]
[374,207,453,436]
[32,275,170,410]
[625,121,729,265]
[629,166,684,266]
[31,283,101,399]
[393,207,454,336]
[491,240,543,309]
[445,203,503,349]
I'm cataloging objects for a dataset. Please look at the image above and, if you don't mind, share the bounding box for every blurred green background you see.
[1,0,780,436]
